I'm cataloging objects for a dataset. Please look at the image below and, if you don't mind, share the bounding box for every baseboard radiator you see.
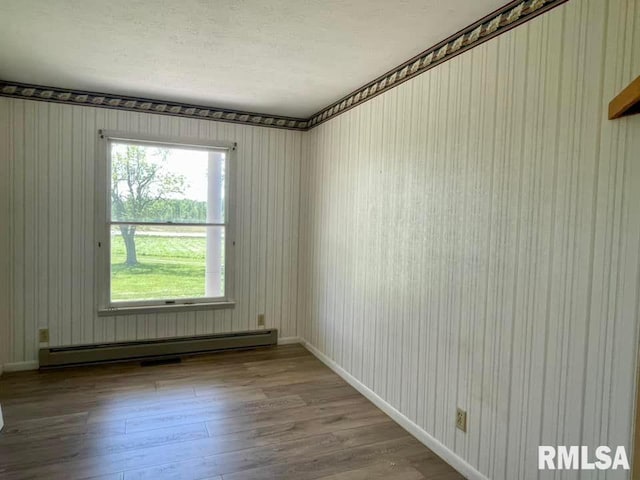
[39,329,278,368]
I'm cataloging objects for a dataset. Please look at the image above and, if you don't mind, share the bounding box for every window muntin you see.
[103,136,230,308]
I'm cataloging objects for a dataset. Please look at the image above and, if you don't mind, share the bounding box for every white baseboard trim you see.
[277,336,302,345]
[302,339,489,480]
[3,361,39,372]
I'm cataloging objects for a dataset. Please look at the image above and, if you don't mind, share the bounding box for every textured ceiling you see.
[0,0,508,118]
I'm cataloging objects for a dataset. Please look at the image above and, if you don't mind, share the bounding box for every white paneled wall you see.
[0,97,10,372]
[0,99,302,365]
[298,0,640,479]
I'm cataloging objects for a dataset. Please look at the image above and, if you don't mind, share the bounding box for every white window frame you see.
[96,130,236,315]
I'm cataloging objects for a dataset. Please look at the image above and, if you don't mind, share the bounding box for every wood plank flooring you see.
[0,344,464,480]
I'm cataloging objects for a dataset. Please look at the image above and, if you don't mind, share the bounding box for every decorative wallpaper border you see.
[0,82,309,131]
[0,0,567,132]
[307,0,568,128]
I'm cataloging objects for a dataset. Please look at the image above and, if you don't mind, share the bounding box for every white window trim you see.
[95,130,236,316]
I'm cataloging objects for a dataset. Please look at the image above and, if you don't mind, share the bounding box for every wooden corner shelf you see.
[609,75,640,120]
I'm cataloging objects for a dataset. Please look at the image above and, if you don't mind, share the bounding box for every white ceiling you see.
[0,0,507,118]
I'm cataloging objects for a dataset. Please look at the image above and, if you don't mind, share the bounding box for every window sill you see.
[98,301,236,317]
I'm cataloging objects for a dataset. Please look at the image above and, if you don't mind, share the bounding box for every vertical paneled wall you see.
[0,99,302,365]
[0,96,10,372]
[298,0,640,479]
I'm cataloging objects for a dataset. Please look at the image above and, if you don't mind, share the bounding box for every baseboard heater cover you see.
[39,329,278,368]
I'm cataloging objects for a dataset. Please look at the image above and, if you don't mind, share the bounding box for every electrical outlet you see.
[456,408,467,432]
[257,314,265,327]
[38,328,50,343]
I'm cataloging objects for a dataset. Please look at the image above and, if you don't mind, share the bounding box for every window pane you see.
[110,142,226,224]
[110,225,225,302]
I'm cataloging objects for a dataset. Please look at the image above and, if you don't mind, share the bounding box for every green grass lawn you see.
[111,234,206,301]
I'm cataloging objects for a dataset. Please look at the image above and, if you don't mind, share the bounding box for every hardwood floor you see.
[0,344,463,480]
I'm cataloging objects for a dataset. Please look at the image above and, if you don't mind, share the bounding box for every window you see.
[97,132,234,313]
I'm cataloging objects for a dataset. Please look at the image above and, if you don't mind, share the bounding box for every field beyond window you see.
[108,141,226,304]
